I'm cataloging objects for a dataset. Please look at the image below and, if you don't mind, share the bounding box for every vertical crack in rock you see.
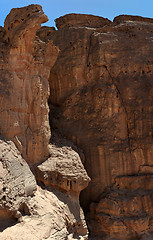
[86,32,94,67]
[103,64,131,151]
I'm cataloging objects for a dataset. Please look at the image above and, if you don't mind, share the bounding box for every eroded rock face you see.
[2,4,153,239]
[47,13,153,239]
[0,136,89,239]
[88,175,153,239]
[0,186,88,240]
[55,13,112,30]
[0,136,36,231]
[0,5,90,239]
[36,131,90,198]
[113,14,153,24]
[0,4,59,165]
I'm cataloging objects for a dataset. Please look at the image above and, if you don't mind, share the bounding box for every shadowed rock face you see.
[44,13,153,239]
[2,5,153,239]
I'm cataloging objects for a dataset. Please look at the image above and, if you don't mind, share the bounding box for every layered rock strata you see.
[88,175,153,239]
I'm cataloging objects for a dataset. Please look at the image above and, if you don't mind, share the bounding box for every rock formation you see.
[1,4,153,240]
[0,136,37,231]
[0,4,59,165]
[0,5,90,240]
[45,14,153,239]
[36,131,90,198]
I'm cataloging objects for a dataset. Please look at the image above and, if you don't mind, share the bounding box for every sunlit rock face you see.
[36,131,90,198]
[0,4,59,165]
[0,136,37,228]
[2,4,153,239]
[0,5,90,240]
[43,13,153,239]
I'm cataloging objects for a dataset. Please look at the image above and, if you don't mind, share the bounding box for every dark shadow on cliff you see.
[48,110,86,163]
[0,217,17,232]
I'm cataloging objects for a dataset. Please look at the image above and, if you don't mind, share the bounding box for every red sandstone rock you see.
[55,13,112,30]
[113,14,153,24]
[47,13,153,239]
[0,4,59,165]
[0,5,90,239]
[2,4,153,239]
[36,131,90,198]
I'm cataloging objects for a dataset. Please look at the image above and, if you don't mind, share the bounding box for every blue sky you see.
[1,0,153,27]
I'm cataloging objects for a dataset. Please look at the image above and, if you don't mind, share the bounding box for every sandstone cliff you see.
[0,5,90,240]
[1,4,153,240]
[46,14,153,239]
[0,4,59,166]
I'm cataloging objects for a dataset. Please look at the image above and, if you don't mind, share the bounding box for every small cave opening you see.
[19,202,30,216]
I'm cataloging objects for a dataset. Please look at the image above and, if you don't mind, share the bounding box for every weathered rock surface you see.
[0,5,90,240]
[113,14,153,24]
[0,186,88,240]
[46,13,153,239]
[0,135,89,239]
[88,175,153,239]
[55,13,112,30]
[0,4,59,165]
[36,131,90,197]
[2,4,153,239]
[0,136,36,231]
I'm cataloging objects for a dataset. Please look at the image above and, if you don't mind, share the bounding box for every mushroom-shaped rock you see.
[36,132,90,198]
